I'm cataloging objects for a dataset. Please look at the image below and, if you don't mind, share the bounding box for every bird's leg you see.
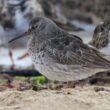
[67,81,75,88]
[9,50,15,70]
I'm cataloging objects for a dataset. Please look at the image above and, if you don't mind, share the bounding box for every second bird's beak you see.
[8,28,32,43]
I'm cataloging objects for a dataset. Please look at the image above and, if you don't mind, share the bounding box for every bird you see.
[8,17,110,87]
[89,23,109,49]
[89,17,110,60]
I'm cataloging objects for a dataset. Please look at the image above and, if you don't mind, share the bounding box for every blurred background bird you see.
[89,17,110,60]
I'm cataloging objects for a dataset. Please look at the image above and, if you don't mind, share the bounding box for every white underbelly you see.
[29,49,108,82]
[34,63,106,82]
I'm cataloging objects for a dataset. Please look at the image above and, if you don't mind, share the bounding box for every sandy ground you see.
[0,86,110,110]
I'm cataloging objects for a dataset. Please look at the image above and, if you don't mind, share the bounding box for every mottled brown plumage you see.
[90,23,109,49]
[89,18,110,58]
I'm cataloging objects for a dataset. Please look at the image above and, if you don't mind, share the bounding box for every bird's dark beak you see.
[8,28,32,43]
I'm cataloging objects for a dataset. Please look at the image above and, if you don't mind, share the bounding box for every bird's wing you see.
[44,32,110,69]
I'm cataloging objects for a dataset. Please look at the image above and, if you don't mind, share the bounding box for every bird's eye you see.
[32,26,35,30]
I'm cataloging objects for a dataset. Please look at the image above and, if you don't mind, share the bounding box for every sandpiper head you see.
[8,17,43,43]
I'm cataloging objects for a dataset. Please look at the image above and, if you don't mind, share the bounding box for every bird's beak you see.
[8,28,32,43]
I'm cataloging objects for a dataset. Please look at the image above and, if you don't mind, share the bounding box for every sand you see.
[0,86,110,110]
